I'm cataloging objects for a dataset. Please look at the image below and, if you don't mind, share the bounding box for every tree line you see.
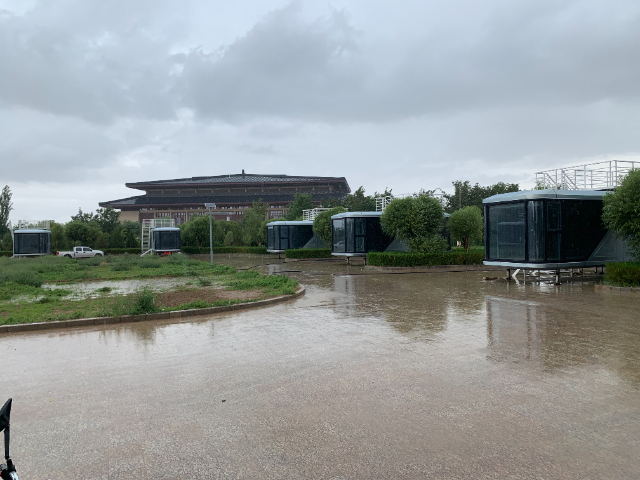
[7,174,636,259]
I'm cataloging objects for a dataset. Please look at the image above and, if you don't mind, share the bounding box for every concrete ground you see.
[2,259,639,479]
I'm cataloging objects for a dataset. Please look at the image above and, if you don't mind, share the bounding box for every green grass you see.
[0,255,298,326]
[221,270,299,296]
[605,262,640,287]
[0,254,235,285]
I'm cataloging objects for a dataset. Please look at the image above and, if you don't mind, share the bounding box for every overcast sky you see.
[1,0,639,221]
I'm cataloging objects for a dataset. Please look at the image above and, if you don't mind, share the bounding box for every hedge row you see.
[0,251,11,257]
[102,248,142,255]
[181,246,269,255]
[605,262,640,287]
[285,248,332,259]
[367,251,484,267]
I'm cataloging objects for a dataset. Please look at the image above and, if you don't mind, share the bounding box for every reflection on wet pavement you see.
[2,255,639,479]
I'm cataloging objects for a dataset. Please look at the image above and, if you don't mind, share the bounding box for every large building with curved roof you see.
[99,171,350,224]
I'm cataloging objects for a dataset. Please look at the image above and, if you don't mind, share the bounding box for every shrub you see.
[285,248,332,259]
[111,263,133,271]
[367,251,484,267]
[138,258,162,269]
[102,248,142,255]
[603,169,640,260]
[605,262,640,287]
[0,269,43,288]
[132,287,158,314]
[448,206,483,252]
[380,195,445,253]
[83,256,104,267]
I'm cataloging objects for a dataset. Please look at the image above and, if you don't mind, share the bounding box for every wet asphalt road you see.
[1,257,639,479]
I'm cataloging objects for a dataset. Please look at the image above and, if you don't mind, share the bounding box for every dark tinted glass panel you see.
[527,201,545,262]
[15,233,50,254]
[279,226,289,250]
[364,217,393,252]
[561,200,607,261]
[156,231,180,250]
[547,233,561,261]
[547,201,561,231]
[346,218,355,253]
[355,218,365,236]
[356,237,365,252]
[332,219,345,253]
[273,226,280,249]
[288,225,313,249]
[267,227,275,250]
[488,203,525,260]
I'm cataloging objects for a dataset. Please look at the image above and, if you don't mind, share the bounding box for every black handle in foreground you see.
[0,399,11,460]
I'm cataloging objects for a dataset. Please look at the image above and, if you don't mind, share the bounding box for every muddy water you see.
[2,257,639,479]
[43,277,196,299]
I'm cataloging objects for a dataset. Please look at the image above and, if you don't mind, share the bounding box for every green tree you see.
[221,221,242,246]
[180,215,223,247]
[343,186,377,212]
[65,221,90,246]
[603,169,640,259]
[121,221,141,248]
[242,201,269,246]
[0,185,12,236]
[50,221,66,251]
[0,231,12,251]
[448,206,483,252]
[70,208,95,223]
[285,193,314,220]
[442,181,519,213]
[319,186,389,211]
[313,207,347,243]
[94,206,120,234]
[380,194,446,253]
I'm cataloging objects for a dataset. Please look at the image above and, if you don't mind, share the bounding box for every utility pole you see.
[205,203,216,266]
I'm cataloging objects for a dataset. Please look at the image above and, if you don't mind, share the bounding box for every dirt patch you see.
[156,287,265,308]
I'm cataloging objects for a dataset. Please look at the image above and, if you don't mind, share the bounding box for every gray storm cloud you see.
[0,0,639,220]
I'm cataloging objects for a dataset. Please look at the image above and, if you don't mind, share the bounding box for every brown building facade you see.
[99,172,350,224]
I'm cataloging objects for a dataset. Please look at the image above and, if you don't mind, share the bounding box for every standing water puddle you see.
[42,277,198,300]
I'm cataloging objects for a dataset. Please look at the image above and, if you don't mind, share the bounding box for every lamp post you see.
[205,203,216,266]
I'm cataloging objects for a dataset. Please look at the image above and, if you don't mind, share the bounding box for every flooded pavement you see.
[2,256,640,479]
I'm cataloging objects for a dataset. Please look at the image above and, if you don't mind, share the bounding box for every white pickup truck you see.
[56,246,104,259]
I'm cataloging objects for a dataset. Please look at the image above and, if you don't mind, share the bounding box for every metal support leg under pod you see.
[555,269,561,285]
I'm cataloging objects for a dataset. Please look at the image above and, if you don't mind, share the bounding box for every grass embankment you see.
[0,255,298,326]
[605,262,640,287]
